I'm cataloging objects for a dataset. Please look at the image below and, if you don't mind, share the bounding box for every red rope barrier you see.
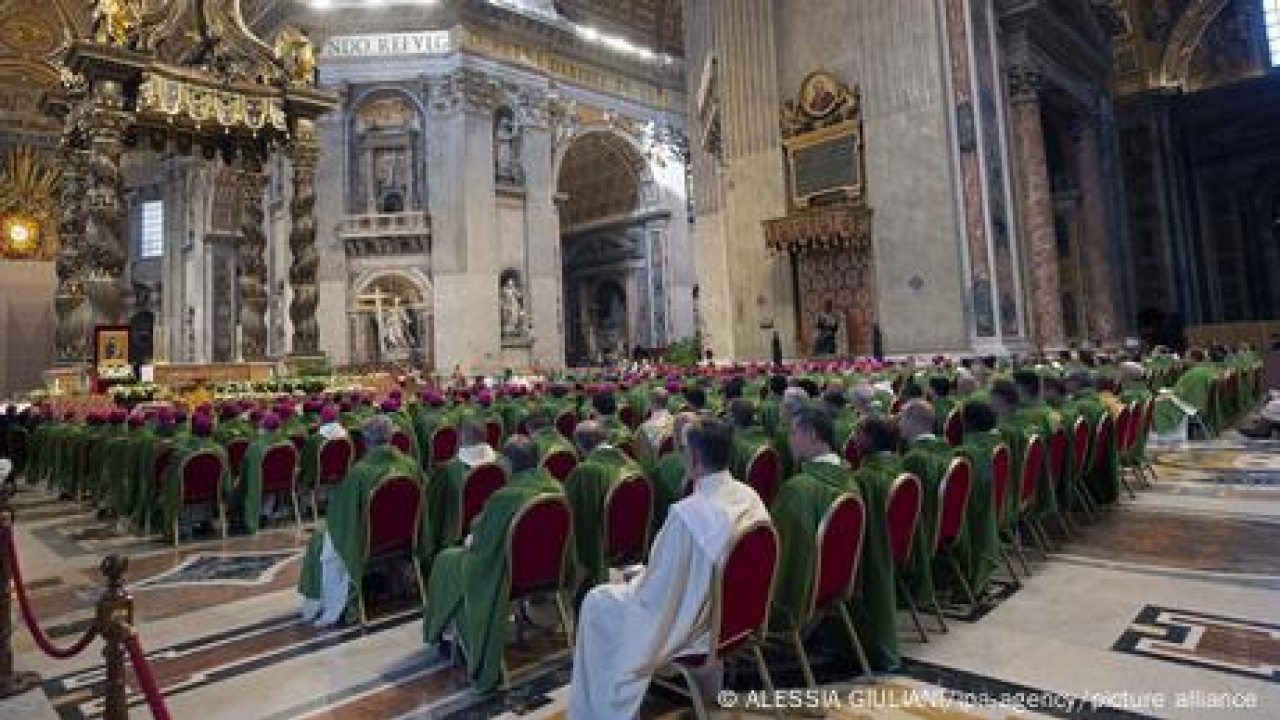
[0,525,100,659]
[124,632,172,720]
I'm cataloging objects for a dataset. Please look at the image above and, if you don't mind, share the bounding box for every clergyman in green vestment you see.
[298,416,423,626]
[421,436,563,693]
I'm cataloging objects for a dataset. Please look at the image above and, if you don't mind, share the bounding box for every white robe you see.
[568,470,771,720]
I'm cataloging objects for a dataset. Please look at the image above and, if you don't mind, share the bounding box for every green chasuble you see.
[900,436,954,605]
[531,427,576,462]
[1174,363,1221,430]
[731,427,772,481]
[297,446,424,621]
[564,447,643,591]
[769,458,857,633]
[952,430,1003,598]
[421,468,563,692]
[849,452,905,671]
[128,430,175,530]
[650,452,687,536]
[109,427,154,519]
[1066,391,1117,505]
[95,427,132,507]
[233,432,289,535]
[423,457,507,564]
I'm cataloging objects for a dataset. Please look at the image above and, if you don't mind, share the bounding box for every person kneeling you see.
[568,416,770,720]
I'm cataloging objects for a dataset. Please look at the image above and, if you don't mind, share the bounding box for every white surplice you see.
[568,470,771,720]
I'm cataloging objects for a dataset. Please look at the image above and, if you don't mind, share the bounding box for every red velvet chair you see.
[225,438,250,484]
[605,474,653,567]
[172,450,228,546]
[943,408,963,447]
[258,443,302,531]
[390,429,416,457]
[774,493,870,687]
[1047,428,1074,538]
[661,521,782,720]
[289,434,307,453]
[1070,417,1096,519]
[554,411,579,440]
[1087,414,1116,508]
[658,434,675,456]
[935,458,976,615]
[541,449,577,481]
[990,444,1020,580]
[743,446,782,507]
[458,463,507,541]
[502,495,575,688]
[1113,406,1137,500]
[349,428,368,460]
[619,405,639,430]
[886,472,928,642]
[310,436,354,522]
[485,420,504,449]
[429,426,459,467]
[1015,434,1049,561]
[358,474,425,625]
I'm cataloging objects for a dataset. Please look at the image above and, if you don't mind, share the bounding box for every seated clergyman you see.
[568,417,771,720]
[298,416,422,627]
[421,436,563,692]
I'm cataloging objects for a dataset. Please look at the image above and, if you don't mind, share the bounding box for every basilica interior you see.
[0,1,1279,719]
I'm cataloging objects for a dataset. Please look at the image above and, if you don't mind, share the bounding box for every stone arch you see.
[554,127,659,217]
[1159,0,1233,89]
[348,269,434,367]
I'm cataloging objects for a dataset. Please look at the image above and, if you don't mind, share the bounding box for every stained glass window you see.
[138,200,163,259]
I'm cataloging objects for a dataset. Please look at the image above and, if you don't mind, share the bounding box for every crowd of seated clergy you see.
[4,345,1265,717]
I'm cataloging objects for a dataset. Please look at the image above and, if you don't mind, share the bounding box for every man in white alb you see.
[568,416,771,719]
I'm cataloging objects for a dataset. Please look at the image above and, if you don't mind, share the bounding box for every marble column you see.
[236,154,269,361]
[1008,67,1065,349]
[54,132,91,365]
[288,119,322,357]
[81,80,130,329]
[518,90,564,367]
[1074,114,1119,346]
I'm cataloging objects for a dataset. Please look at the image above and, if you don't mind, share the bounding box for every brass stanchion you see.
[0,480,42,698]
[97,555,132,720]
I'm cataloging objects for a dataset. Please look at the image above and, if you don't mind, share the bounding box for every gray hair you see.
[898,399,936,442]
[362,415,395,448]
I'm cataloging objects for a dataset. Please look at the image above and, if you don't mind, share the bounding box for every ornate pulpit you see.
[763,72,876,356]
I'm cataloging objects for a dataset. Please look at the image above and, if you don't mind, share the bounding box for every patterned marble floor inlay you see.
[1113,605,1280,683]
[131,550,300,589]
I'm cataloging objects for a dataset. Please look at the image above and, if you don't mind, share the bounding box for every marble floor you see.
[4,435,1280,720]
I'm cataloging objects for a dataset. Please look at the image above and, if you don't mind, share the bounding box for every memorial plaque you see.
[792,132,860,201]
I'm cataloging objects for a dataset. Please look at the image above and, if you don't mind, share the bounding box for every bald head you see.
[898,399,936,443]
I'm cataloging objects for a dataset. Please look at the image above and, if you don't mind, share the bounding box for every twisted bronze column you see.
[81,80,130,328]
[237,154,269,361]
[55,132,92,365]
[288,118,321,357]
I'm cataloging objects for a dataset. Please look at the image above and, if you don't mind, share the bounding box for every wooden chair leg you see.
[793,629,817,688]
[928,593,949,633]
[1000,545,1020,581]
[172,516,180,547]
[895,574,929,643]
[1010,531,1032,575]
[837,604,872,676]
[219,500,228,540]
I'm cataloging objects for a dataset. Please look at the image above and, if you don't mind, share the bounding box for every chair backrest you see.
[260,443,299,493]
[1115,406,1133,455]
[507,494,573,598]
[991,444,1012,521]
[365,475,423,557]
[889,397,904,414]
[809,493,865,616]
[943,408,963,447]
[390,429,415,456]
[226,438,250,480]
[711,522,779,658]
[934,458,972,552]
[317,437,354,486]
[542,449,577,481]
[153,444,175,489]
[1092,415,1114,472]
[1071,418,1090,477]
[180,451,226,504]
[485,421,503,449]
[349,428,367,460]
[1019,434,1045,511]
[460,463,507,536]
[1142,397,1156,437]
[885,473,923,568]
[1049,428,1068,484]
[430,426,458,465]
[841,433,863,469]
[554,411,578,440]
[744,446,782,507]
[605,474,653,564]
[658,434,675,456]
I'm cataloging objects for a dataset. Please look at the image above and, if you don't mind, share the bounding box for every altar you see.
[151,363,276,391]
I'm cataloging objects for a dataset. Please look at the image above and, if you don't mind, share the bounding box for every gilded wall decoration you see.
[0,145,61,261]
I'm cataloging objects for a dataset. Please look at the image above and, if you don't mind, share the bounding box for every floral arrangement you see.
[108,382,162,405]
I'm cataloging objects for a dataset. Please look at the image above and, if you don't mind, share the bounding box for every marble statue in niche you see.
[494,107,524,184]
[501,274,529,337]
[380,297,417,353]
